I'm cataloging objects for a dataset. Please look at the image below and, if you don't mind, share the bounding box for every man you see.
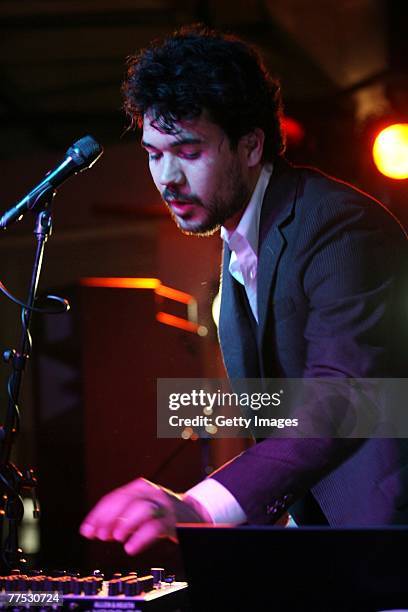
[80,25,408,556]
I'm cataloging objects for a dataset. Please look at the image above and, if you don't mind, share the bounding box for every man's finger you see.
[123,521,165,556]
[80,487,139,538]
[112,502,160,542]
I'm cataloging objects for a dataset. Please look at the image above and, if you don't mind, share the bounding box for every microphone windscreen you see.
[67,136,103,167]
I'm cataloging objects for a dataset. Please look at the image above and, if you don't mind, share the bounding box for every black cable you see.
[0,280,69,471]
[0,280,69,314]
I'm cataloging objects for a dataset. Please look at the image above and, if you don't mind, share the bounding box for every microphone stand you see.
[0,188,55,570]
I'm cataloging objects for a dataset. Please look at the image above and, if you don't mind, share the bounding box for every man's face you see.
[141,112,254,235]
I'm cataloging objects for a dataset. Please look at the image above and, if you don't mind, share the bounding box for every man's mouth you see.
[167,200,197,215]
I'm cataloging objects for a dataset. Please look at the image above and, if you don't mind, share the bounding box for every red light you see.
[281,116,305,147]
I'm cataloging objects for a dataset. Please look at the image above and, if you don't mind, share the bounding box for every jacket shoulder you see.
[289,163,407,240]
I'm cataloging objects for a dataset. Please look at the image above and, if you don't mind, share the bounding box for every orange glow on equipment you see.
[156,312,200,333]
[81,277,160,290]
[372,123,408,180]
[81,277,205,334]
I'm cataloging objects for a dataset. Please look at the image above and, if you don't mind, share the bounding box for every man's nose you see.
[159,156,184,186]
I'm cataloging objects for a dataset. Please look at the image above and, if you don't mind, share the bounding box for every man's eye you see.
[180,152,200,160]
[148,153,162,161]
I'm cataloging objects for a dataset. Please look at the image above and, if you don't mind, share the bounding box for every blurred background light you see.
[281,115,305,147]
[372,123,408,179]
[212,291,221,328]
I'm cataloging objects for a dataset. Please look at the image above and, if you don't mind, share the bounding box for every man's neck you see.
[223,165,263,232]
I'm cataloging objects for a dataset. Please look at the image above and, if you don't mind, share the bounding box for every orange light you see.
[81,277,194,304]
[81,278,204,331]
[81,276,196,304]
[156,311,200,333]
[81,277,160,289]
[155,284,194,304]
[372,123,408,179]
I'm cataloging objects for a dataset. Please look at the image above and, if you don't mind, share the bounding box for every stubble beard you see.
[165,160,251,237]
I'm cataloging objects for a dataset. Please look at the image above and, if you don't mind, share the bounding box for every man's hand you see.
[79,478,212,555]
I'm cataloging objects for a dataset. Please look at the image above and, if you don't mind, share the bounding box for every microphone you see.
[0,135,103,229]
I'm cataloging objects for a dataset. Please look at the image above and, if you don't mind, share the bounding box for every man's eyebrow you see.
[170,136,203,147]
[141,137,203,149]
[141,140,158,149]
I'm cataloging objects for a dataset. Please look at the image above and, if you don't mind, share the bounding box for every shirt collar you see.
[220,163,273,255]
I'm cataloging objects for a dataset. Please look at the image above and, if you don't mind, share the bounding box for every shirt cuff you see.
[186,478,248,524]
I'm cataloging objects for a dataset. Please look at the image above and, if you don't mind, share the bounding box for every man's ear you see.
[242,128,265,167]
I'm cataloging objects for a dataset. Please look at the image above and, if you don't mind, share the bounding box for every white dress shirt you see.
[220,163,272,321]
[186,165,273,524]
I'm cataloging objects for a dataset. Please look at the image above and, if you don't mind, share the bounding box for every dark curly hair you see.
[122,24,285,161]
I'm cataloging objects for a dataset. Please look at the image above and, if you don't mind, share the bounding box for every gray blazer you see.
[211,158,408,526]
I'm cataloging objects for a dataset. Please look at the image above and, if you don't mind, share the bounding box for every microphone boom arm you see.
[0,135,103,570]
[0,198,55,570]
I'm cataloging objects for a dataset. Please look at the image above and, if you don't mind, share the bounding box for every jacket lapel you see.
[218,243,260,378]
[219,158,300,379]
[257,159,300,341]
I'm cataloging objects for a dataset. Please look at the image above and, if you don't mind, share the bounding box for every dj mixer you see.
[0,568,189,611]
